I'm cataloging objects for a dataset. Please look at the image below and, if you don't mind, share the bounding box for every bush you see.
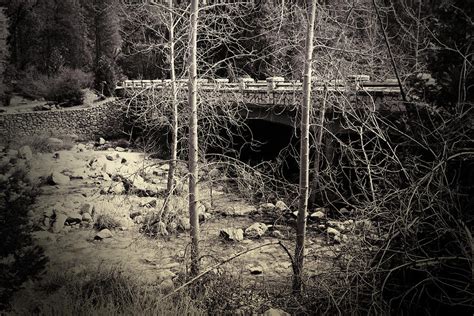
[16,67,92,106]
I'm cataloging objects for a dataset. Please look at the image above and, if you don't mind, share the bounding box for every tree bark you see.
[293,0,317,295]
[164,0,178,214]
[188,0,200,276]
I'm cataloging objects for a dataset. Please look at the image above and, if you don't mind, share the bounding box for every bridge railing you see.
[117,76,401,95]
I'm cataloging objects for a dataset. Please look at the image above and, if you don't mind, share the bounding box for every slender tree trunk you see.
[293,0,317,295]
[188,0,200,276]
[164,0,178,214]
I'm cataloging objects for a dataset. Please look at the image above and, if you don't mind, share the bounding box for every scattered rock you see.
[108,182,126,195]
[134,215,144,224]
[42,217,51,230]
[198,212,212,222]
[245,222,268,239]
[82,213,93,222]
[339,207,350,215]
[115,147,125,152]
[105,154,115,161]
[220,228,244,242]
[274,200,288,212]
[271,230,284,239]
[80,203,94,215]
[51,214,67,233]
[177,216,191,231]
[48,171,70,185]
[95,229,113,240]
[65,213,82,225]
[43,208,55,218]
[263,308,290,316]
[129,209,142,219]
[328,220,346,232]
[258,203,275,212]
[18,146,33,160]
[248,264,264,275]
[327,227,340,236]
[99,137,106,145]
[309,211,325,220]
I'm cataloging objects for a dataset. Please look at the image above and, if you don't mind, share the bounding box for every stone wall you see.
[0,101,125,141]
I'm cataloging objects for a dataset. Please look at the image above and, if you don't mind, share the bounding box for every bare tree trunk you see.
[188,0,200,276]
[164,0,177,214]
[293,0,317,295]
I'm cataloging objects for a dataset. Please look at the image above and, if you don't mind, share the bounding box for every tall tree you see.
[164,0,178,214]
[188,0,200,276]
[82,0,122,95]
[7,0,90,74]
[293,0,317,295]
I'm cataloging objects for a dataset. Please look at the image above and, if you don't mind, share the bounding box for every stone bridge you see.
[116,76,404,128]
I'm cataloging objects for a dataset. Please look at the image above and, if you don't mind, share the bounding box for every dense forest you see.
[0,0,473,314]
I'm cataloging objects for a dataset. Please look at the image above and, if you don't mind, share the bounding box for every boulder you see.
[328,220,346,232]
[271,230,284,239]
[105,154,115,161]
[95,229,113,240]
[309,211,325,220]
[274,200,289,212]
[247,264,264,275]
[99,137,106,145]
[80,203,94,215]
[51,214,67,233]
[18,146,33,160]
[108,182,126,195]
[263,308,290,316]
[48,172,70,185]
[65,213,82,225]
[220,228,244,242]
[258,203,275,212]
[82,213,93,222]
[248,223,269,237]
[327,227,340,236]
[245,222,268,238]
[115,147,125,152]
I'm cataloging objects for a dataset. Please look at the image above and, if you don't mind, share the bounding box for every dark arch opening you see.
[207,119,299,182]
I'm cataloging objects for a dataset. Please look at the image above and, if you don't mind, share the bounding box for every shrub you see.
[46,68,92,107]
[16,67,92,106]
